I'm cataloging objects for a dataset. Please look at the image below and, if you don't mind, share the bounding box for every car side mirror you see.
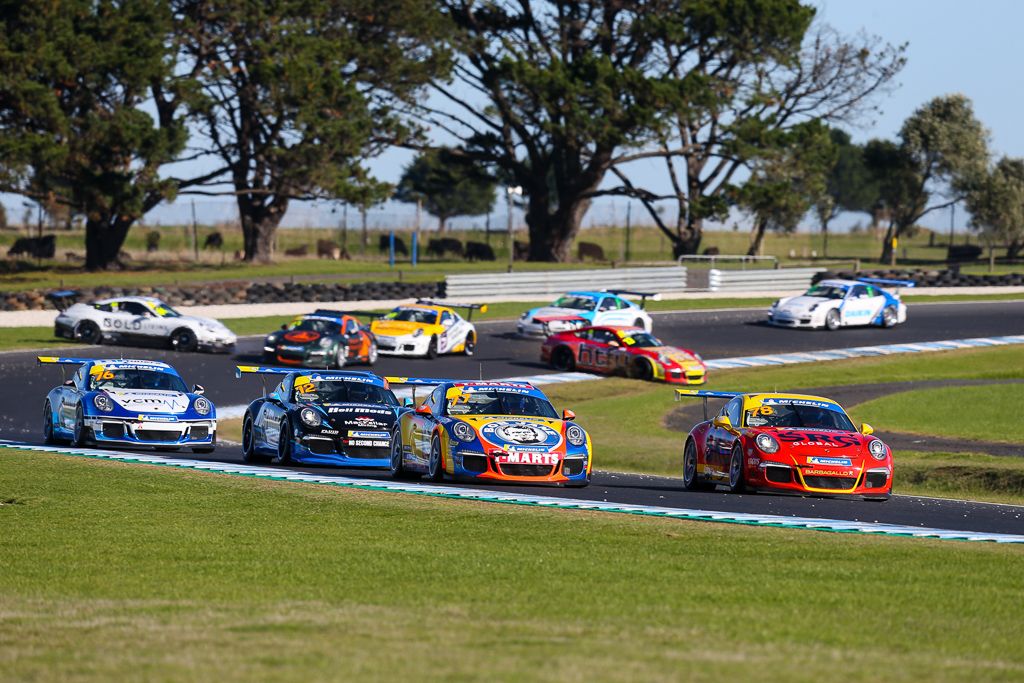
[268,392,282,403]
[403,397,414,408]
[861,423,874,436]
[713,415,732,429]
[562,409,576,421]
[415,404,432,416]
[192,384,205,395]
[63,379,75,387]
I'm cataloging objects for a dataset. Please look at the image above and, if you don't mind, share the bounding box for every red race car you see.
[675,390,893,500]
[540,324,706,384]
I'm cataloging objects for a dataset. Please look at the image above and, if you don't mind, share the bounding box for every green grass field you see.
[1,451,1021,682]
[857,385,1023,444]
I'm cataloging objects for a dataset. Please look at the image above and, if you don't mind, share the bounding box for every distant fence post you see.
[388,231,395,268]
[411,232,418,267]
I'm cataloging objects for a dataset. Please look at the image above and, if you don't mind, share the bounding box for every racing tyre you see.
[633,318,645,329]
[727,443,747,493]
[241,412,269,464]
[426,336,439,360]
[681,439,713,491]
[42,400,59,444]
[170,327,198,352]
[463,333,476,356]
[389,430,417,480]
[881,306,898,328]
[334,345,348,369]
[75,320,101,345]
[71,404,89,448]
[550,346,576,371]
[426,433,444,482]
[824,310,841,331]
[276,418,294,465]
[366,340,378,366]
[630,358,654,381]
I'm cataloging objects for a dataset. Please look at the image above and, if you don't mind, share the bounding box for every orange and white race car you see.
[370,300,486,358]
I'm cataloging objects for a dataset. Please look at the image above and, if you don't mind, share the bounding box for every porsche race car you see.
[541,325,706,384]
[767,278,914,330]
[675,389,892,499]
[517,290,656,336]
[369,300,486,358]
[51,291,236,352]
[38,356,217,452]
[262,310,377,368]
[236,366,405,467]
[386,377,592,486]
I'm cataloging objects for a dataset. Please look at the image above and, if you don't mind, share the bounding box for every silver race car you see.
[51,291,236,352]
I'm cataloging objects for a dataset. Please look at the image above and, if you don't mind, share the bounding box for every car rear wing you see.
[534,314,589,336]
[385,376,537,403]
[415,299,489,321]
[312,309,385,321]
[675,389,743,420]
[46,290,80,312]
[37,356,96,366]
[604,290,661,309]
[855,277,916,297]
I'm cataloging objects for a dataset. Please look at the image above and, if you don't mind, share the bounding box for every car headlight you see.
[808,303,819,312]
[868,439,887,460]
[693,352,703,362]
[194,397,211,415]
[452,421,475,442]
[770,299,779,309]
[755,433,779,454]
[566,424,586,447]
[319,337,333,348]
[412,328,424,338]
[300,407,322,427]
[93,394,113,412]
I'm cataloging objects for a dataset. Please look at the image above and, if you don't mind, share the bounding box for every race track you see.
[3,299,1024,537]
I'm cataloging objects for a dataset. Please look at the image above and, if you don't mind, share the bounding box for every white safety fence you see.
[445,267,687,299]
[708,267,825,293]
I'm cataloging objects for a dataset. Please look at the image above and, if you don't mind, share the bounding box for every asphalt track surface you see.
[4,299,1024,536]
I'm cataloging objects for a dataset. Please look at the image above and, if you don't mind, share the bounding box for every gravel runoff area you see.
[664,378,1024,457]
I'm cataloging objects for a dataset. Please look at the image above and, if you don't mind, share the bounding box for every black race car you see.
[262,310,377,368]
[235,366,407,467]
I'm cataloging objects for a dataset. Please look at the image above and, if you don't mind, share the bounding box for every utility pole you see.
[625,202,632,262]
[506,185,522,270]
[191,199,199,261]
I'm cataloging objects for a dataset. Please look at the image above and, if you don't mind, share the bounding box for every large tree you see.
[0,0,194,270]
[176,0,448,262]
[814,128,877,257]
[614,21,904,257]
[964,157,1024,268]
[866,94,989,265]
[394,148,496,232]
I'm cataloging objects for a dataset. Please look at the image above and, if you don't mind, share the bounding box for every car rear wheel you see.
[75,320,101,345]
[42,400,58,444]
[276,418,293,465]
[171,327,198,352]
[681,439,713,491]
[824,309,841,331]
[881,306,898,328]
[389,430,417,480]
[633,318,644,329]
[426,336,438,359]
[727,443,747,493]
[550,346,576,371]
[426,433,444,482]
[241,412,269,464]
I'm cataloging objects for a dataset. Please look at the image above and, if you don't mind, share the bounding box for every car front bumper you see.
[450,450,590,485]
[749,462,892,498]
[84,417,217,447]
[374,334,431,356]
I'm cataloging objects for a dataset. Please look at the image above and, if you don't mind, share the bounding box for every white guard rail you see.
[708,267,826,292]
[445,267,688,299]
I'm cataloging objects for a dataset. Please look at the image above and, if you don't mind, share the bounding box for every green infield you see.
[856,384,1023,445]
[1,451,1021,681]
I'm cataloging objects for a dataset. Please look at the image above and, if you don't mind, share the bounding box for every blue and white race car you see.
[767,278,915,330]
[236,366,407,467]
[38,357,216,451]
[517,290,656,336]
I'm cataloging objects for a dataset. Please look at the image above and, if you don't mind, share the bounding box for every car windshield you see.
[619,331,662,348]
[745,403,855,431]
[552,295,596,311]
[385,308,437,324]
[804,285,848,300]
[91,369,188,393]
[295,379,398,406]
[446,389,558,418]
[292,318,342,335]
[148,301,181,318]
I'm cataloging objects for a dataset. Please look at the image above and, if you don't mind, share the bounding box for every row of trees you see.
[14,1,1007,270]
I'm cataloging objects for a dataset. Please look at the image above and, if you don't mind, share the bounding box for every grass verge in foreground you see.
[1,452,1021,682]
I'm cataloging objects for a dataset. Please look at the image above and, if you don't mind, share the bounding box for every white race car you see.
[52,292,236,352]
[517,290,656,337]
[767,278,914,330]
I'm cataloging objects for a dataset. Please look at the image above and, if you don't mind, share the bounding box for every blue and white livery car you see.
[767,278,914,331]
[517,290,656,336]
[38,357,216,451]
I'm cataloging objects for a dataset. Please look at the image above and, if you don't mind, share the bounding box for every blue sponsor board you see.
[807,456,853,467]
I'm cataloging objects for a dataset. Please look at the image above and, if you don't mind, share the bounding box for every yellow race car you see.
[370,300,487,358]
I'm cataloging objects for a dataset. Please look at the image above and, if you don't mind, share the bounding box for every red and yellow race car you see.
[675,390,892,500]
[540,324,706,384]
